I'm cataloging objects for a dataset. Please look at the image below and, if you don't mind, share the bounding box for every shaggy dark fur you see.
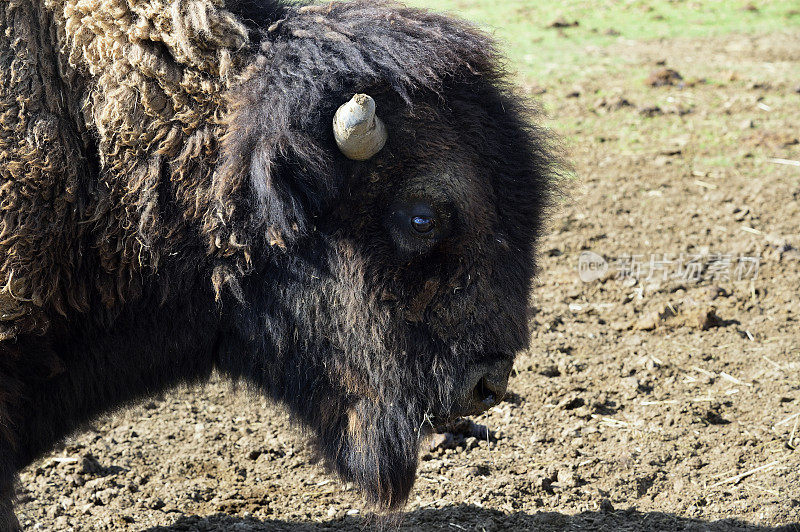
[0,0,556,527]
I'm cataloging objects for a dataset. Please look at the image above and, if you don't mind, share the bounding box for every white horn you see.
[333,94,387,161]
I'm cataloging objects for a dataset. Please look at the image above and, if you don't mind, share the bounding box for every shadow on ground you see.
[145,505,800,531]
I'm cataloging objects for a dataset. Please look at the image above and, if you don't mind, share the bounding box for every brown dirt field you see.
[16,30,800,532]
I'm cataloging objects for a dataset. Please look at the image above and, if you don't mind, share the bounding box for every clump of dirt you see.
[646,67,683,86]
[547,18,579,28]
[632,303,726,331]
[594,96,634,112]
[742,131,799,149]
[425,419,495,454]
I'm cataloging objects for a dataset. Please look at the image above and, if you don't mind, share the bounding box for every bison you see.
[0,0,556,527]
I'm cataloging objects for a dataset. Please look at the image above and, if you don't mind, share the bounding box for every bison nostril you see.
[474,376,502,408]
[454,359,512,417]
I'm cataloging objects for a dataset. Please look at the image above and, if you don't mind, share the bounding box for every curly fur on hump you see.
[0,0,510,340]
[1,0,251,337]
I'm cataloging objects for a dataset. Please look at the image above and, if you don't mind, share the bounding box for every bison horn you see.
[333,94,387,161]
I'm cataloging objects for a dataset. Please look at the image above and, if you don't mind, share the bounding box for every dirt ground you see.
[16,24,800,532]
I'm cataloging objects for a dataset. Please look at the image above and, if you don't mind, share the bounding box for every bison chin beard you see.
[315,397,423,511]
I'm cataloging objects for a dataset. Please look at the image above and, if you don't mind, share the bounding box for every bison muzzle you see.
[0,0,557,527]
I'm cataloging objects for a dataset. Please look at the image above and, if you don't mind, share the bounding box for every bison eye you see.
[411,215,434,234]
[399,202,438,240]
[386,200,447,256]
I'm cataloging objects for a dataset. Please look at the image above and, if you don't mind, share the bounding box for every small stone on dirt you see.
[149,498,165,510]
[609,320,631,331]
[467,465,490,477]
[634,311,660,331]
[427,432,454,452]
[599,498,615,512]
[684,305,724,330]
[540,364,561,377]
[79,454,104,476]
[530,431,547,443]
[557,469,580,487]
[622,376,640,391]
[706,285,728,301]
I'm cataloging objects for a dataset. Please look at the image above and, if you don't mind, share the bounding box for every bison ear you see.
[207,110,341,261]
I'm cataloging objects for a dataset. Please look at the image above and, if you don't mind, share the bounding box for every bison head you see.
[209,2,555,509]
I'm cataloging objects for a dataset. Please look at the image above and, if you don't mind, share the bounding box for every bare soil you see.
[16,32,800,531]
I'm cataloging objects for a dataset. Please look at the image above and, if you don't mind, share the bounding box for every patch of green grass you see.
[401,0,800,81]
[398,0,799,184]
